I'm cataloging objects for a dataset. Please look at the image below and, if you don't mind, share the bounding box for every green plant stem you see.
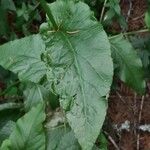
[100,0,108,22]
[39,0,58,30]
[0,103,23,111]
[123,29,149,36]
[109,29,149,39]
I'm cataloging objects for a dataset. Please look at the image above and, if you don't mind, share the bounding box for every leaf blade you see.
[110,35,145,93]
[23,82,49,111]
[0,34,46,83]
[42,1,113,149]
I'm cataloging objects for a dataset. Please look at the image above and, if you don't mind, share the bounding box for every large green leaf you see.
[0,34,46,83]
[41,1,113,149]
[0,104,46,150]
[110,35,145,93]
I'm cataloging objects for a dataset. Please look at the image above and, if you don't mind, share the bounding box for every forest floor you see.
[107,1,150,149]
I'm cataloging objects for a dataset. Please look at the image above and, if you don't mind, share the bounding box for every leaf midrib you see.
[60,31,87,120]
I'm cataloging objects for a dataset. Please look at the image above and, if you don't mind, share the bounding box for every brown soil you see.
[107,81,150,150]
[106,1,150,149]
[121,0,147,31]
[111,0,147,32]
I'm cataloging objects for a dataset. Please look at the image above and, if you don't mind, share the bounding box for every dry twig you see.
[104,131,120,150]
[137,96,145,150]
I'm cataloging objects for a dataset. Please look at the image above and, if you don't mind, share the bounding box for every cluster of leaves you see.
[0,0,42,42]
[103,0,127,30]
[83,0,127,29]
[0,0,148,150]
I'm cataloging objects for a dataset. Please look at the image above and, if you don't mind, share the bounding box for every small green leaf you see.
[110,35,145,93]
[0,104,46,150]
[0,34,46,83]
[98,132,108,150]
[145,11,150,29]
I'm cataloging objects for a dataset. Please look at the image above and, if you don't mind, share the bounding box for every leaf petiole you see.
[39,0,58,30]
